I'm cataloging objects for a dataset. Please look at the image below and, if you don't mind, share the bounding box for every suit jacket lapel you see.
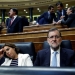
[1,58,12,66]
[18,54,23,66]
[10,16,18,26]
[60,48,67,67]
[43,48,50,66]
[8,18,11,27]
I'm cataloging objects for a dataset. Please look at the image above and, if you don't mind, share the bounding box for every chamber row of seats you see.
[0,40,72,63]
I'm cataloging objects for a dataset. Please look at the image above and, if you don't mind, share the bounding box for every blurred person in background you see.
[36,5,57,25]
[21,16,29,26]
[56,6,75,28]
[55,1,68,21]
[6,8,23,33]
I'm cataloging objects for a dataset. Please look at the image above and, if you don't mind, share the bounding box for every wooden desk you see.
[0,28,75,52]
[0,28,75,39]
[23,24,63,32]
[1,24,64,34]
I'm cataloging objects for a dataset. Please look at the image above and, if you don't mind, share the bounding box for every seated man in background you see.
[55,1,68,21]
[6,8,23,33]
[36,5,57,25]
[56,6,75,28]
[34,27,75,67]
[21,16,29,26]
[0,43,33,66]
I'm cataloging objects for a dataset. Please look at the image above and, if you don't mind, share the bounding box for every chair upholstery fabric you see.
[43,40,72,50]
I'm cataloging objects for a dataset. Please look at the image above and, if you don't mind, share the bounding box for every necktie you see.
[10,17,14,25]
[51,51,57,67]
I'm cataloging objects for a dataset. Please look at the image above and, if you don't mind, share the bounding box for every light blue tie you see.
[51,51,57,67]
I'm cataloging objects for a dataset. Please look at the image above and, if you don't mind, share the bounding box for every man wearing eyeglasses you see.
[34,27,75,67]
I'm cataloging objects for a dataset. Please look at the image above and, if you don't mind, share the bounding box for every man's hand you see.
[60,16,65,20]
[56,20,61,24]
[52,21,57,25]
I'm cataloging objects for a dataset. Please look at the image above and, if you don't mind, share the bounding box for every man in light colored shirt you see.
[34,27,75,67]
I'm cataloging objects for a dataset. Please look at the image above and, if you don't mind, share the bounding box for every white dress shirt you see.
[61,10,64,16]
[48,11,50,19]
[50,47,60,67]
[13,15,17,21]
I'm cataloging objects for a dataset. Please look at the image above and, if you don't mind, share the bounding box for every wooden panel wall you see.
[0,28,75,52]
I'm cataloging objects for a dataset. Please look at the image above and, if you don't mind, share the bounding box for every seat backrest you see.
[0,42,36,63]
[43,40,72,50]
[15,42,36,63]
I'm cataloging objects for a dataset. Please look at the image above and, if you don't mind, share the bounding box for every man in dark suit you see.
[56,1,68,21]
[6,8,23,33]
[21,16,29,26]
[57,6,75,28]
[36,5,57,25]
[34,28,75,67]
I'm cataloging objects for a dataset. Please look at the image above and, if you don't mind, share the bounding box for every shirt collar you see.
[13,15,17,20]
[59,9,63,12]
[48,11,50,15]
[50,47,60,54]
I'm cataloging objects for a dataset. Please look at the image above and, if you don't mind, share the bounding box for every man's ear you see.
[60,37,62,43]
